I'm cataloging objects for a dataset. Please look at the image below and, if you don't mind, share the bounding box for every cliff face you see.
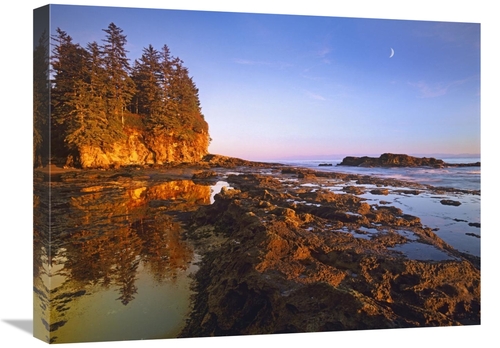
[75,129,209,169]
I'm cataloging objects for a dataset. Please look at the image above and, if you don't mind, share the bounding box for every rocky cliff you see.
[69,128,209,169]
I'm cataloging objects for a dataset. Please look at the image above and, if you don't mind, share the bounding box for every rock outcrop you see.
[338,153,480,168]
[199,154,282,168]
[70,129,209,169]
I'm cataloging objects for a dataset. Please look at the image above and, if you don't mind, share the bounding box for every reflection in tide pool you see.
[33,172,222,343]
[48,260,197,343]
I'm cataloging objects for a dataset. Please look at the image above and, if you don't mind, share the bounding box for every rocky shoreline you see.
[179,161,480,336]
[37,155,481,336]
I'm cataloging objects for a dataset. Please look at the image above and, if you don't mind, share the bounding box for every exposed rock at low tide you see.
[181,172,480,337]
[466,232,480,238]
[192,170,218,180]
[199,154,282,168]
[441,199,462,206]
[370,188,390,195]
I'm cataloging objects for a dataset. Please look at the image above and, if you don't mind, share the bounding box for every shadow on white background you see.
[2,320,32,335]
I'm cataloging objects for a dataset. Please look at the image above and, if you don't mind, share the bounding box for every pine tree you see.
[50,28,90,158]
[147,45,207,137]
[167,57,207,139]
[33,30,50,167]
[64,41,120,151]
[101,23,136,127]
[131,45,163,119]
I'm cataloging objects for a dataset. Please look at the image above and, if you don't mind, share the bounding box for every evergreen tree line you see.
[33,30,50,167]
[38,22,208,164]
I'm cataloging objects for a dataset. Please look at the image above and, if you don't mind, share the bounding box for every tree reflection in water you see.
[34,172,212,343]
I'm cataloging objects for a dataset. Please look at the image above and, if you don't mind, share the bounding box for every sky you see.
[46,4,480,161]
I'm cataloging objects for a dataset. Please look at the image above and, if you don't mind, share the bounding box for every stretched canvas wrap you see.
[33,4,481,344]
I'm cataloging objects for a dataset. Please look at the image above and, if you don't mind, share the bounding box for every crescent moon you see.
[389,48,395,58]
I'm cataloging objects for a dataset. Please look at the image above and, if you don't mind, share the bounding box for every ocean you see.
[276,157,480,192]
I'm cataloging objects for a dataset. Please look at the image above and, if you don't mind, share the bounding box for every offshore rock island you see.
[338,153,480,168]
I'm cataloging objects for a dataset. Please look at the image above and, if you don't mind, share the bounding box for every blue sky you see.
[49,4,480,161]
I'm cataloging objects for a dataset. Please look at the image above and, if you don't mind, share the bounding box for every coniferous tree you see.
[147,45,207,137]
[131,45,163,119]
[51,28,90,158]
[48,23,209,167]
[101,23,136,126]
[33,30,50,167]
[167,57,207,139]
[148,44,176,131]
[64,41,119,151]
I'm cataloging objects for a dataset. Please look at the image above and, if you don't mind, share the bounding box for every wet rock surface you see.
[440,199,462,206]
[181,168,480,337]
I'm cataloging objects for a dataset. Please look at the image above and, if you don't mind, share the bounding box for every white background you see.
[1,1,496,347]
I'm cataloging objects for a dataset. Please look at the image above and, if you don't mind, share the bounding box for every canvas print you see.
[33,4,480,344]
